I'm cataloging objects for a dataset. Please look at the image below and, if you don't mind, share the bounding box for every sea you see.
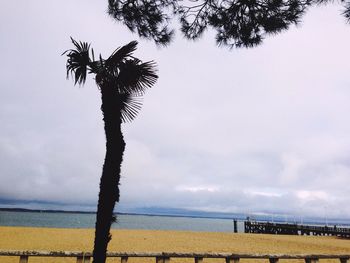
[1,210,349,232]
[0,211,244,232]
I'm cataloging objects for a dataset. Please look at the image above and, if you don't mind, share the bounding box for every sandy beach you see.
[0,226,349,263]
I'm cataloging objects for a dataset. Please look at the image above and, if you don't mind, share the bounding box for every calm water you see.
[0,211,245,232]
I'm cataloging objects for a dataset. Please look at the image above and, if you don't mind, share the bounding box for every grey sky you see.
[1,1,350,219]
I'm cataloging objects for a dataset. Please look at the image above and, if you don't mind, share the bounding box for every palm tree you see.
[64,38,158,263]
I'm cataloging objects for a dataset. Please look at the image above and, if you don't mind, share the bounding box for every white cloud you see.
[296,190,330,202]
[279,153,305,185]
[175,185,220,193]
[244,189,284,198]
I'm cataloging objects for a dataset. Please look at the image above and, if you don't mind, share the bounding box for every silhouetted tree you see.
[107,0,314,48]
[108,0,350,48]
[64,38,158,263]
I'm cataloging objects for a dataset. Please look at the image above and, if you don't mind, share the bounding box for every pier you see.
[244,220,350,237]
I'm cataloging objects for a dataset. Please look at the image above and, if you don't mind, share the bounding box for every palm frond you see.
[116,59,158,94]
[106,41,138,70]
[118,93,143,123]
[63,37,92,85]
[343,2,350,23]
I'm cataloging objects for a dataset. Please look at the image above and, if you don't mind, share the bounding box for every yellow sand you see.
[0,227,349,263]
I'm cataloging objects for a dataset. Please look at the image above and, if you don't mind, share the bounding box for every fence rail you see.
[0,251,349,263]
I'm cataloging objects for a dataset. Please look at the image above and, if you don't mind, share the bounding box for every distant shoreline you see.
[0,207,96,214]
[0,207,237,220]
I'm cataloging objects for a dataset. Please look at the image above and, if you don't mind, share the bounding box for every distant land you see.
[0,207,245,220]
[0,207,95,214]
[0,206,252,220]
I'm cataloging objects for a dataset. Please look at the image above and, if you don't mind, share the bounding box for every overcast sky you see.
[1,1,350,219]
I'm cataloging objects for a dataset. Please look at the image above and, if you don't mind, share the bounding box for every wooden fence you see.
[0,251,349,263]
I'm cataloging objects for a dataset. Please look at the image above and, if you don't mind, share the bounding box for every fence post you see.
[19,255,28,263]
[340,258,349,263]
[77,255,91,263]
[233,220,238,233]
[156,256,170,263]
[121,256,128,263]
[195,257,203,263]
[269,258,279,263]
[305,258,319,263]
[226,257,240,263]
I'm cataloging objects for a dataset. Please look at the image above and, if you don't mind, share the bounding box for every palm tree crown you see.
[64,38,158,122]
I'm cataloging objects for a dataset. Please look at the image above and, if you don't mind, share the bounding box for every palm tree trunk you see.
[93,87,125,263]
